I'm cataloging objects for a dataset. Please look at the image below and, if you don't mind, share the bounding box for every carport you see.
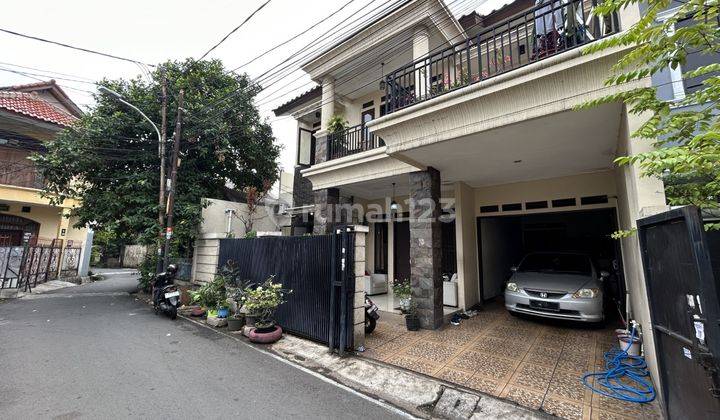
[477,207,626,321]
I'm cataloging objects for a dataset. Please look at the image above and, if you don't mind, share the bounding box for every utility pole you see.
[163,89,184,271]
[156,75,168,273]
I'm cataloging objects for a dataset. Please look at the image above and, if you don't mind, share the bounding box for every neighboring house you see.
[274,0,669,384]
[652,2,720,119]
[190,185,292,283]
[0,80,88,248]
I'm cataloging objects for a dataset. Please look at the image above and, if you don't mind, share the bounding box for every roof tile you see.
[0,91,77,127]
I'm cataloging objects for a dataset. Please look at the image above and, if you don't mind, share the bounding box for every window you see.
[374,223,388,274]
[480,205,499,213]
[502,203,522,212]
[525,201,548,210]
[676,17,720,95]
[581,195,609,205]
[296,128,316,166]
[552,198,577,208]
[519,253,592,276]
[362,100,374,109]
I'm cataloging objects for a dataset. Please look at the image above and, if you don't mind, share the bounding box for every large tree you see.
[34,59,280,255]
[580,0,719,230]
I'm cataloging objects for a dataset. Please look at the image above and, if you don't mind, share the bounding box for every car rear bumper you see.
[504,291,603,322]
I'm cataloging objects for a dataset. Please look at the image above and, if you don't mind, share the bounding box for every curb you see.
[147,299,550,419]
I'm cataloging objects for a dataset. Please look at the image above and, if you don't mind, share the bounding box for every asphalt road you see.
[0,270,407,419]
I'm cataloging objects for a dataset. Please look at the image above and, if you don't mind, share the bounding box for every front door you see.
[361,109,375,149]
[639,207,720,419]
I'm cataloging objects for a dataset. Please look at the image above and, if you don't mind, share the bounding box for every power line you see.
[0,27,155,67]
[230,0,360,71]
[198,0,274,61]
[181,0,397,125]
[0,61,96,82]
[255,0,481,108]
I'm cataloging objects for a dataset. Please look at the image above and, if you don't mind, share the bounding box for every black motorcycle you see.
[153,264,180,319]
[365,293,380,333]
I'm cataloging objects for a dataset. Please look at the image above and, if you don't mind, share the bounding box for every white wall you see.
[613,107,668,389]
[199,197,289,239]
[454,181,479,309]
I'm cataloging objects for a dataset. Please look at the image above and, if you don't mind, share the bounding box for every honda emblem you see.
[540,292,548,298]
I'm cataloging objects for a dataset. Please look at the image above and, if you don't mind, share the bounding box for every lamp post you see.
[98,86,165,273]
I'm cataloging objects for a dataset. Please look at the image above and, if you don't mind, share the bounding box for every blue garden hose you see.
[581,326,656,403]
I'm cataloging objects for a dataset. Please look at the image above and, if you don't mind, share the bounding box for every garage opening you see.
[476,208,625,321]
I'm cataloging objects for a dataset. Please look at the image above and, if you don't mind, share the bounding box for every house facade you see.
[0,80,88,248]
[274,0,668,381]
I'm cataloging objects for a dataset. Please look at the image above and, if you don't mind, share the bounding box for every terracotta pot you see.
[248,325,283,344]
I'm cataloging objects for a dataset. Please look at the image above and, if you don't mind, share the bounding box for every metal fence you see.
[1,242,82,291]
[217,230,356,350]
[384,0,619,113]
[327,123,384,161]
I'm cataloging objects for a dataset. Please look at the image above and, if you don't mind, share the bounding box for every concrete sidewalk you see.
[0,279,78,299]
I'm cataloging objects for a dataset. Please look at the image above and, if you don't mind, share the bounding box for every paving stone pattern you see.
[362,302,663,420]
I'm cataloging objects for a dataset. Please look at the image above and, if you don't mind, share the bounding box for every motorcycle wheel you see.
[365,313,376,334]
[169,307,177,320]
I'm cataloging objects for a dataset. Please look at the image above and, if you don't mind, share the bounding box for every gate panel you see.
[639,206,720,419]
[217,233,355,349]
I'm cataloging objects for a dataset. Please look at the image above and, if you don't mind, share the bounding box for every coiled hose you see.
[581,326,656,403]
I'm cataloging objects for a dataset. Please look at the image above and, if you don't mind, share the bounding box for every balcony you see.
[383,0,619,114]
[327,123,385,161]
[0,159,44,190]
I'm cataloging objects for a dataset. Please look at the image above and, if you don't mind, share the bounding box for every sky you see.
[0,0,509,183]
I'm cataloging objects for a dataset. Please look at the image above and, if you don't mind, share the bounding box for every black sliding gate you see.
[217,230,355,352]
[638,206,720,419]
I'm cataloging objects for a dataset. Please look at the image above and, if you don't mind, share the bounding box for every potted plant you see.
[327,115,349,158]
[241,276,292,343]
[405,299,421,331]
[189,274,227,320]
[393,278,412,313]
[227,288,247,332]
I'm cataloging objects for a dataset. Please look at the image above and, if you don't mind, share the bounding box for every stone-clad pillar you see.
[409,167,443,329]
[313,188,340,235]
[351,225,369,350]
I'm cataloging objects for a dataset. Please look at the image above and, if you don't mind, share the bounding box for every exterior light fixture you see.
[390,182,398,212]
[379,62,386,91]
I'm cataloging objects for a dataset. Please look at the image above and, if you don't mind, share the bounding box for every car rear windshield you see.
[519,254,591,275]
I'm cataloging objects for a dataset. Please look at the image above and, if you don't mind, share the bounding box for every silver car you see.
[504,252,607,323]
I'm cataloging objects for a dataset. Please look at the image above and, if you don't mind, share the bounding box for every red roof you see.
[0,91,78,127]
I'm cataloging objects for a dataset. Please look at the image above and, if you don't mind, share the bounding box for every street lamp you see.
[98,85,165,273]
[97,86,162,155]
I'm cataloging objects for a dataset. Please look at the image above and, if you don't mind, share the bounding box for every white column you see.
[320,76,335,131]
[454,181,479,310]
[413,26,431,100]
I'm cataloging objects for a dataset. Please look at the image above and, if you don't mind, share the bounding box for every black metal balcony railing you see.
[327,123,385,161]
[384,0,619,114]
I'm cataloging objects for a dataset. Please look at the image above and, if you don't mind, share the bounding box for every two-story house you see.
[274,0,667,384]
[0,80,88,248]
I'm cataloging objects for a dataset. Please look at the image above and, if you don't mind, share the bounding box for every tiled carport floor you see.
[362,302,662,420]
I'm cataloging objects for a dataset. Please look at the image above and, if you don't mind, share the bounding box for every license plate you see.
[164,291,180,298]
[530,300,559,311]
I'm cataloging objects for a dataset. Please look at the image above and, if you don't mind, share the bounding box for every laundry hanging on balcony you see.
[533,0,587,58]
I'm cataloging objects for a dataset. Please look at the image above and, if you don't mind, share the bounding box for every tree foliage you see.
[33,59,280,252]
[578,0,719,229]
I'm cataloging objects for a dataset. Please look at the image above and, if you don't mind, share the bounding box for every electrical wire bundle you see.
[582,326,656,403]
